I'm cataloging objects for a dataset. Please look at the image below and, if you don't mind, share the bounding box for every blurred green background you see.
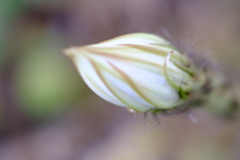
[0,0,240,160]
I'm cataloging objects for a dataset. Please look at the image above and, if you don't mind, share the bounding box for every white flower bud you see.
[64,33,205,113]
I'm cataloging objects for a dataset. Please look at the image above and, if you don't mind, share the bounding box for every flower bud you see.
[64,33,206,113]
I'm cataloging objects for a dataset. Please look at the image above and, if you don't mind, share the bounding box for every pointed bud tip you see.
[63,47,80,59]
[63,48,73,56]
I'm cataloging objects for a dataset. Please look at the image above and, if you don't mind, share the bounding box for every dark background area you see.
[0,0,240,160]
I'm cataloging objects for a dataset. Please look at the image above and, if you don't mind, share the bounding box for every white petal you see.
[107,59,180,108]
[102,69,155,112]
[74,54,126,107]
[93,33,170,47]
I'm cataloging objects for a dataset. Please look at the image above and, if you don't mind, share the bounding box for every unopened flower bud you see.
[64,33,206,113]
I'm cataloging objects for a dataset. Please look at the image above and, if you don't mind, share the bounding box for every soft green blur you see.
[0,0,240,160]
[0,0,87,121]
[13,35,85,119]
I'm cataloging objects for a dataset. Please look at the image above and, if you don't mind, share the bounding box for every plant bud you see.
[64,33,206,113]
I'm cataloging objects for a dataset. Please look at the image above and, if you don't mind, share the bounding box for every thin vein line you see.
[108,61,165,109]
[88,58,141,111]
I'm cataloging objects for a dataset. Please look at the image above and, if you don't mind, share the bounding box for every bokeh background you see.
[0,0,240,160]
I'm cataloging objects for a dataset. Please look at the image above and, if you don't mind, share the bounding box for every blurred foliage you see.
[13,33,86,119]
[0,0,88,121]
[0,0,24,69]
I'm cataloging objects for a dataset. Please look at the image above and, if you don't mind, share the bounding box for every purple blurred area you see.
[0,0,240,160]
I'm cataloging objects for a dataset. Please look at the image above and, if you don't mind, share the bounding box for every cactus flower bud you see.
[64,33,206,113]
